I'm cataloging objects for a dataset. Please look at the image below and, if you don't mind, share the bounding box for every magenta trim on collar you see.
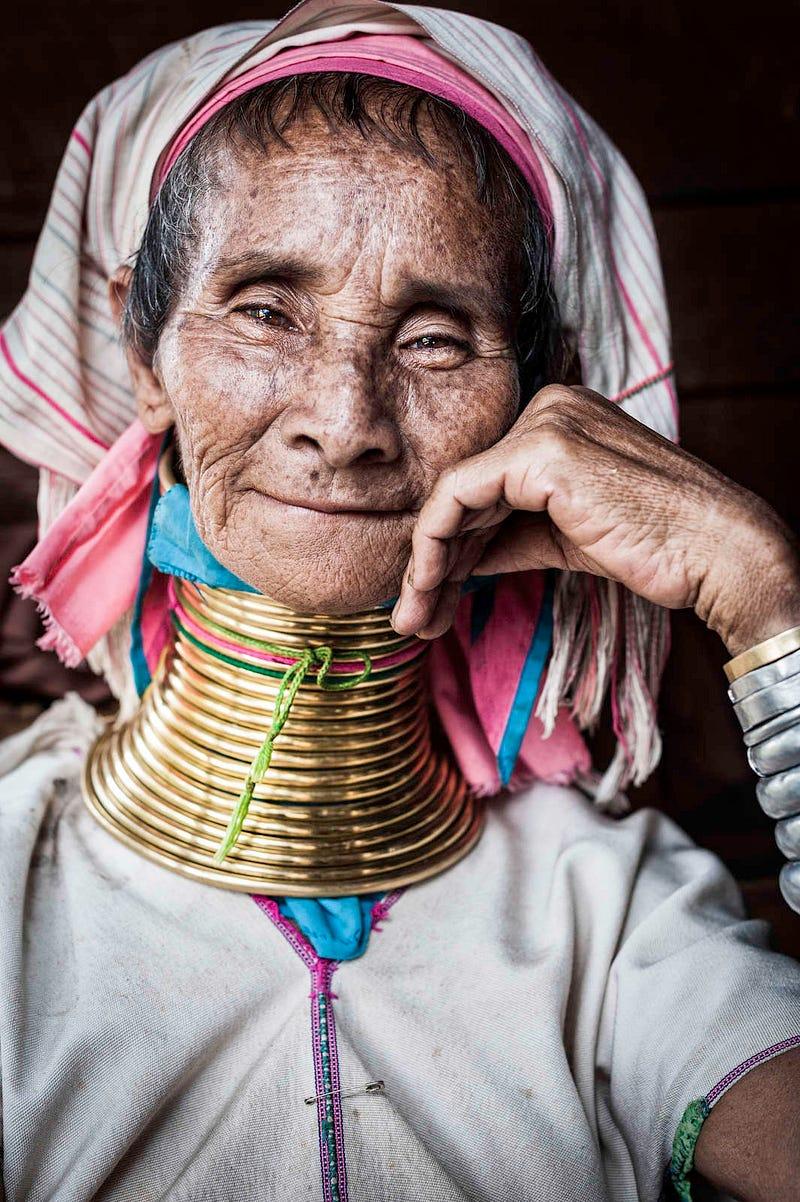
[153,33,553,234]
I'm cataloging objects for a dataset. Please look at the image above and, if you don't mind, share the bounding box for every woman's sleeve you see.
[596,811,800,1202]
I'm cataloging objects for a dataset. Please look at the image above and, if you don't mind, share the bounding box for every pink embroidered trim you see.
[313,983,345,1201]
[251,890,405,1202]
[251,895,317,970]
[370,889,405,931]
[252,898,343,1202]
[323,989,348,1200]
[706,1035,800,1107]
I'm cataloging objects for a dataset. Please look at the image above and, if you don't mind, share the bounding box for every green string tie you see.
[213,643,372,864]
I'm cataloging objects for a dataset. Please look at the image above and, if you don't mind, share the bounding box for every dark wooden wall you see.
[1,1,799,947]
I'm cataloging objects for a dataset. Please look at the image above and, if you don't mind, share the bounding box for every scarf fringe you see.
[33,469,140,717]
[535,573,669,809]
[10,563,85,669]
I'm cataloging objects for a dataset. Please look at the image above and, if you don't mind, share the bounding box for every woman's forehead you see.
[192,119,521,302]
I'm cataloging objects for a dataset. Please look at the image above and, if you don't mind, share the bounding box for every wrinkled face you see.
[138,109,523,612]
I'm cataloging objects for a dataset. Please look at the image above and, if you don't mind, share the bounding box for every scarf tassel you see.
[535,573,670,811]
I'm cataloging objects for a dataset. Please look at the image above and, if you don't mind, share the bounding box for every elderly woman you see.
[1,1,799,1200]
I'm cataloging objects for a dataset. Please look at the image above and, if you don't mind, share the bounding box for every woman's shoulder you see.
[0,694,109,909]
[370,775,755,964]
[475,778,736,918]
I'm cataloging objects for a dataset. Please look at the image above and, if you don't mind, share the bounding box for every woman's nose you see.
[279,389,402,470]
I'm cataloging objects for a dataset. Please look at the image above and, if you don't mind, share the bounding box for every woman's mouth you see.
[254,489,413,518]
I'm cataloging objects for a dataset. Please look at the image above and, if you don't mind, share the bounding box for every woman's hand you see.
[390,385,800,653]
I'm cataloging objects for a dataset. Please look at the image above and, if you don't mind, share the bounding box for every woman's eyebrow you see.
[207,251,320,292]
[392,278,513,328]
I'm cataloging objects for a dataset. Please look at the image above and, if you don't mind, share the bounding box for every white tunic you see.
[1,695,799,1202]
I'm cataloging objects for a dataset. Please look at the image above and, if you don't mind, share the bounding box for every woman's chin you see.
[247,571,403,615]
[208,541,406,614]
[191,489,417,613]
[273,587,396,615]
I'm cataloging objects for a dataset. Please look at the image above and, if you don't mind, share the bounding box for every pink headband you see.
[154,33,553,232]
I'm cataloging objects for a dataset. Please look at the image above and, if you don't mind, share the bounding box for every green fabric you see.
[668,1098,710,1201]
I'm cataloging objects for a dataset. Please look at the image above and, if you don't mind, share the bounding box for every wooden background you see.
[1,0,799,949]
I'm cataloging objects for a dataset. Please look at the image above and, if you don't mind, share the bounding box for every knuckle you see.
[433,464,460,498]
[530,385,588,441]
[532,382,612,427]
[534,383,576,411]
[532,418,575,457]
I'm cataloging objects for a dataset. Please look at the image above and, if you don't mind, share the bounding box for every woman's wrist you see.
[701,509,800,657]
[726,595,800,659]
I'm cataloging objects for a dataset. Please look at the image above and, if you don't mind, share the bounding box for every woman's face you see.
[130,108,523,612]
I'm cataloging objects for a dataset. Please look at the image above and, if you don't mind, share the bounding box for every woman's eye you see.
[408,334,469,352]
[400,331,473,368]
[238,305,292,328]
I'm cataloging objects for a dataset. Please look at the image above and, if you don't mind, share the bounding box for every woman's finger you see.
[447,526,498,584]
[392,528,493,635]
[474,512,570,576]
[391,572,440,635]
[460,501,511,533]
[408,460,511,592]
[415,531,497,637]
[392,430,563,635]
[406,501,469,594]
[417,580,463,640]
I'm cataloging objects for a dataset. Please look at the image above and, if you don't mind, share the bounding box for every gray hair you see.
[123,71,565,401]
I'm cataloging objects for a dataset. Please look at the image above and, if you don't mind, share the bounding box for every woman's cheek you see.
[412,365,518,472]
[167,340,286,456]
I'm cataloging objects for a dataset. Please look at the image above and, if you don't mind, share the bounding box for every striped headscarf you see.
[1,0,677,802]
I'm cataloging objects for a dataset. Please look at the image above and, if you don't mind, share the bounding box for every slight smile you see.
[251,489,413,519]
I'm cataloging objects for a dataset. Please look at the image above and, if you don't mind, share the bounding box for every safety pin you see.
[304,1079,385,1105]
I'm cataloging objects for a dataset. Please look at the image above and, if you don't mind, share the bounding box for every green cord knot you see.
[311,644,373,692]
[214,643,372,864]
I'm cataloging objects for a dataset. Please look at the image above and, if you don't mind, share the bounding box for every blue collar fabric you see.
[148,481,257,591]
